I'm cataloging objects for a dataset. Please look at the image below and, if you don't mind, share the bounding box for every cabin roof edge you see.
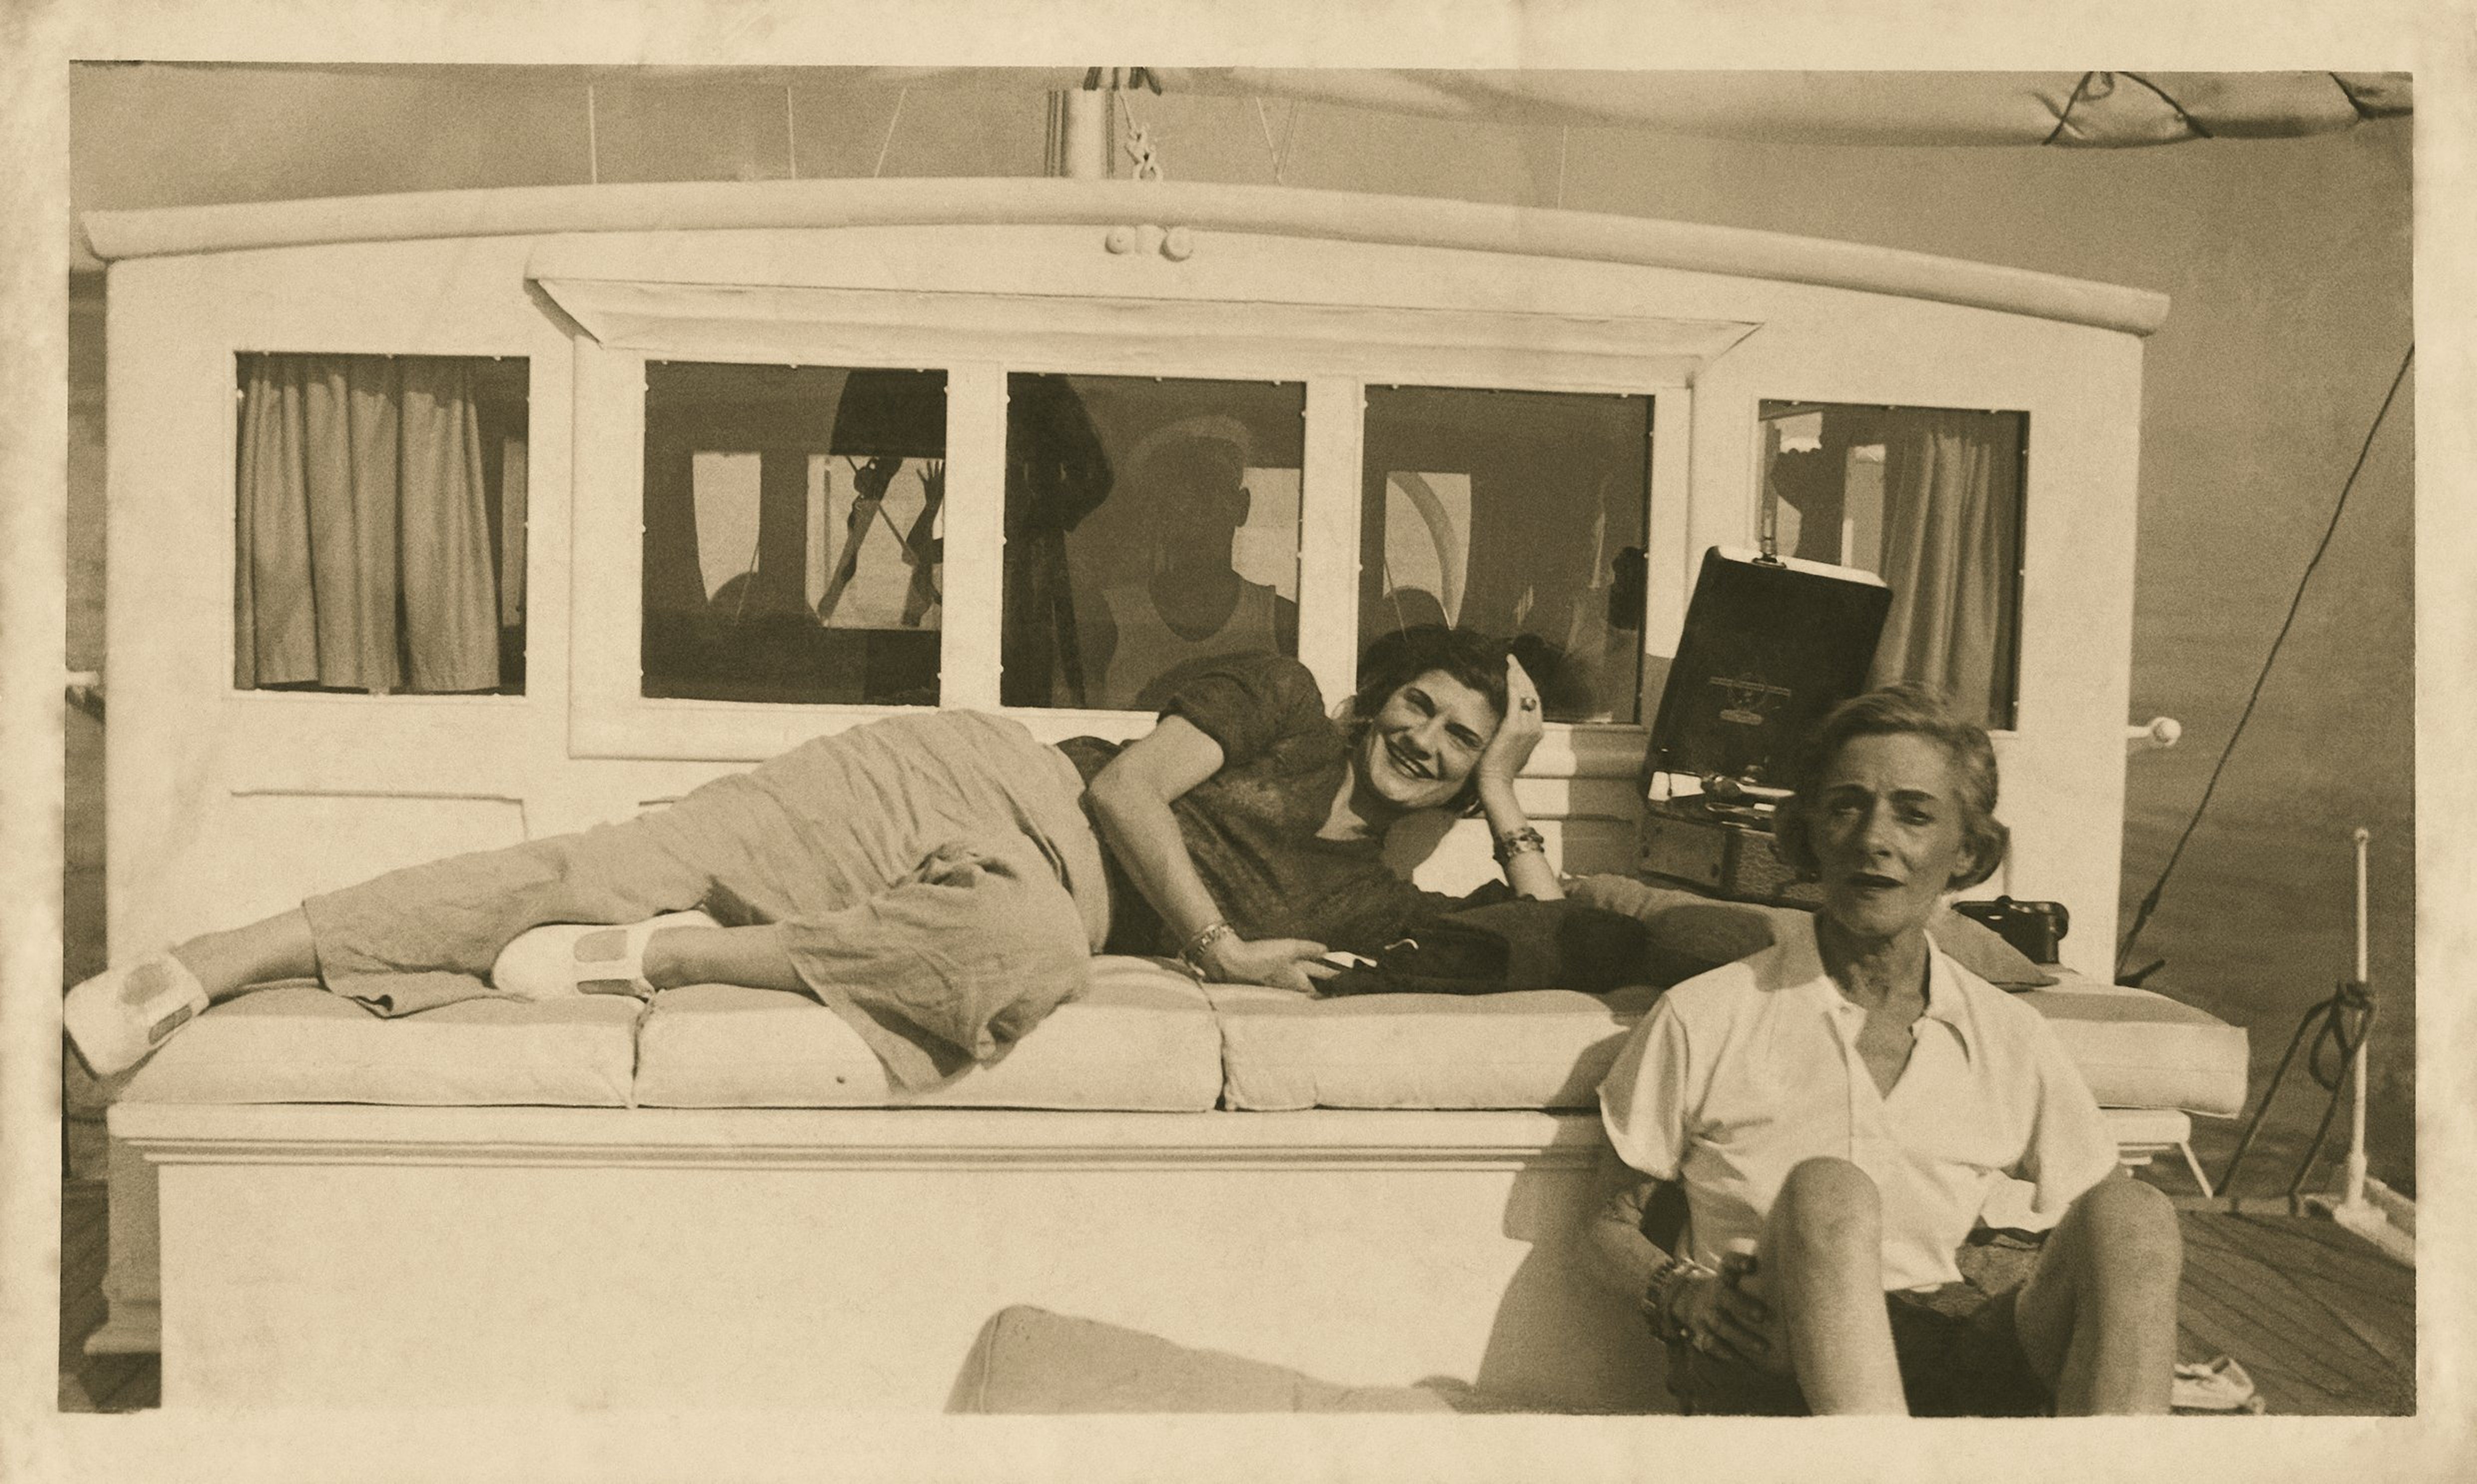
[81,177,2169,336]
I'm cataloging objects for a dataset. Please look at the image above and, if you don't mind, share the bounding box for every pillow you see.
[1565,875,2059,990]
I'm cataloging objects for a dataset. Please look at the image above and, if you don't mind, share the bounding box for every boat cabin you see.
[92,176,2154,973]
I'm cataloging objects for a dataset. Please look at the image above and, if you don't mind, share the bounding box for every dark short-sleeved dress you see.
[1059,652,1496,957]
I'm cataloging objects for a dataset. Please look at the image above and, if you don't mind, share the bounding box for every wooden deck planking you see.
[2188,1214,2417,1365]
[53,1182,2412,1417]
[2174,1212,2413,1416]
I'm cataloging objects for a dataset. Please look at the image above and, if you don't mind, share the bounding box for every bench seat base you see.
[108,1103,1661,1412]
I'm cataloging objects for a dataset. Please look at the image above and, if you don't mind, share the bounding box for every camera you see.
[1951,895,2069,964]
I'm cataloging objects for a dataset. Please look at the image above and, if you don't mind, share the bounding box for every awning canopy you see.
[862,68,2411,148]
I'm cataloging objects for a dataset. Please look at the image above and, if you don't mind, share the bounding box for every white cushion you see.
[1208,982,1667,1112]
[634,955,1222,1111]
[1209,970,2243,1118]
[120,983,641,1107]
[2016,974,2250,1117]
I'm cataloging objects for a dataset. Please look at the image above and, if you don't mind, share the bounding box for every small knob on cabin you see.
[2125,717,2182,753]
[1161,226,1195,261]
[1104,226,1137,255]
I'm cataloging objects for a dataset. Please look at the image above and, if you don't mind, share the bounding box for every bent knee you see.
[1771,1158,1882,1248]
[2070,1178,2183,1268]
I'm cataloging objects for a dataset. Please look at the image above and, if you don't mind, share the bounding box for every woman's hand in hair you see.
[1475,653,1546,788]
[1198,934,1343,994]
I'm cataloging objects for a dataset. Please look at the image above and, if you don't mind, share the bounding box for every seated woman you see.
[66,627,1555,1088]
[1583,684,2182,1416]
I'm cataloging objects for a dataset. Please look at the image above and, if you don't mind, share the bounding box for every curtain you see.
[235,355,503,693]
[1867,410,2022,727]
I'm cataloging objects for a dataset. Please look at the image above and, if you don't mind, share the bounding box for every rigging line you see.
[785,84,798,178]
[1278,98,1302,179]
[1555,126,1569,210]
[586,83,600,186]
[872,86,909,179]
[2122,72,2216,140]
[2042,72,2097,148]
[1252,95,1284,184]
[2115,342,2415,977]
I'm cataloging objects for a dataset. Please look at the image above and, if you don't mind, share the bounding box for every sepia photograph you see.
[4,3,2471,1481]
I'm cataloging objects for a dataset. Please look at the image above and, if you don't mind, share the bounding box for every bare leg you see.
[2012,1175,2182,1414]
[1763,1157,1907,1414]
[169,908,320,1002]
[641,924,802,992]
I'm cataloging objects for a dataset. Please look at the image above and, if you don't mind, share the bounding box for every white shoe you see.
[63,955,210,1078]
[490,911,719,1001]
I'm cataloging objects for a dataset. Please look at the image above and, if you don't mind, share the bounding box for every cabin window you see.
[233,353,529,695]
[1758,400,2026,729]
[1359,386,1653,723]
[1000,373,1306,709]
[641,361,948,706]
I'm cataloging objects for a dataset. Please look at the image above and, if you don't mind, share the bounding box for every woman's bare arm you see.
[1474,655,1563,901]
[1583,1148,1778,1370]
[1582,1148,1673,1303]
[1085,716,1337,991]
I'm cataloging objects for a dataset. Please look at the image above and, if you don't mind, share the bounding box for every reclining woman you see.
[1585,684,2182,1416]
[67,626,1556,1089]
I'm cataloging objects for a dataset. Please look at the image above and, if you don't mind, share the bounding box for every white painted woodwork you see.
[116,1103,1659,1412]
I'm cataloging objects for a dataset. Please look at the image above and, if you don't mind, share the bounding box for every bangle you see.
[1642,1253,1711,1345]
[1179,920,1237,979]
[1492,825,1547,864]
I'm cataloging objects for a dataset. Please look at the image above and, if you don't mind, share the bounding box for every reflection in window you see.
[642,362,946,705]
[1758,401,2025,729]
[234,353,529,695]
[1360,386,1652,723]
[1002,374,1305,709]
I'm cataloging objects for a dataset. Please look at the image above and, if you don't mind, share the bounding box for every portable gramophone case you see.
[1638,548,1891,905]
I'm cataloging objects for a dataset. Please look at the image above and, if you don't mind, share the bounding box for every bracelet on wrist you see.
[1643,1253,1711,1345]
[1179,919,1237,979]
[1491,825,1547,864]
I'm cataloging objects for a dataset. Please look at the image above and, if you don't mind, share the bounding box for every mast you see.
[1047,86,1108,180]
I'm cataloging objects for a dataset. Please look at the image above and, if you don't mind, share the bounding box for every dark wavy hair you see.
[1345,625,1512,815]
[1772,682,2008,892]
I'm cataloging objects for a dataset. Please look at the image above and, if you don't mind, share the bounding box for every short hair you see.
[1347,625,1512,816]
[1772,682,2008,892]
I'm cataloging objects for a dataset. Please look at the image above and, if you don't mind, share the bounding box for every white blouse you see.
[1598,913,2120,1292]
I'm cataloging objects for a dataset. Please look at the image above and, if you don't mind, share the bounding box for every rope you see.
[1252,96,1286,185]
[2114,344,2414,978]
[2213,980,2374,1205]
[2041,72,2098,147]
[872,87,909,179]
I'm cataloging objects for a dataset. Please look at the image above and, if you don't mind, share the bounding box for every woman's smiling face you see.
[1809,731,1977,944]
[1358,668,1501,813]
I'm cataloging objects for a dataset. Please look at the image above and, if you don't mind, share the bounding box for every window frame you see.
[225,347,540,706]
[1749,397,2032,735]
[561,286,1701,776]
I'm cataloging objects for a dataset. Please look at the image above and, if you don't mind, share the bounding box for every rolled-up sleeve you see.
[1598,999,1693,1181]
[1159,654,1325,771]
[2009,1019,2122,1222]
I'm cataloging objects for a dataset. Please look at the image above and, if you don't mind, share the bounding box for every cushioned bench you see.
[97,932,2247,1409]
